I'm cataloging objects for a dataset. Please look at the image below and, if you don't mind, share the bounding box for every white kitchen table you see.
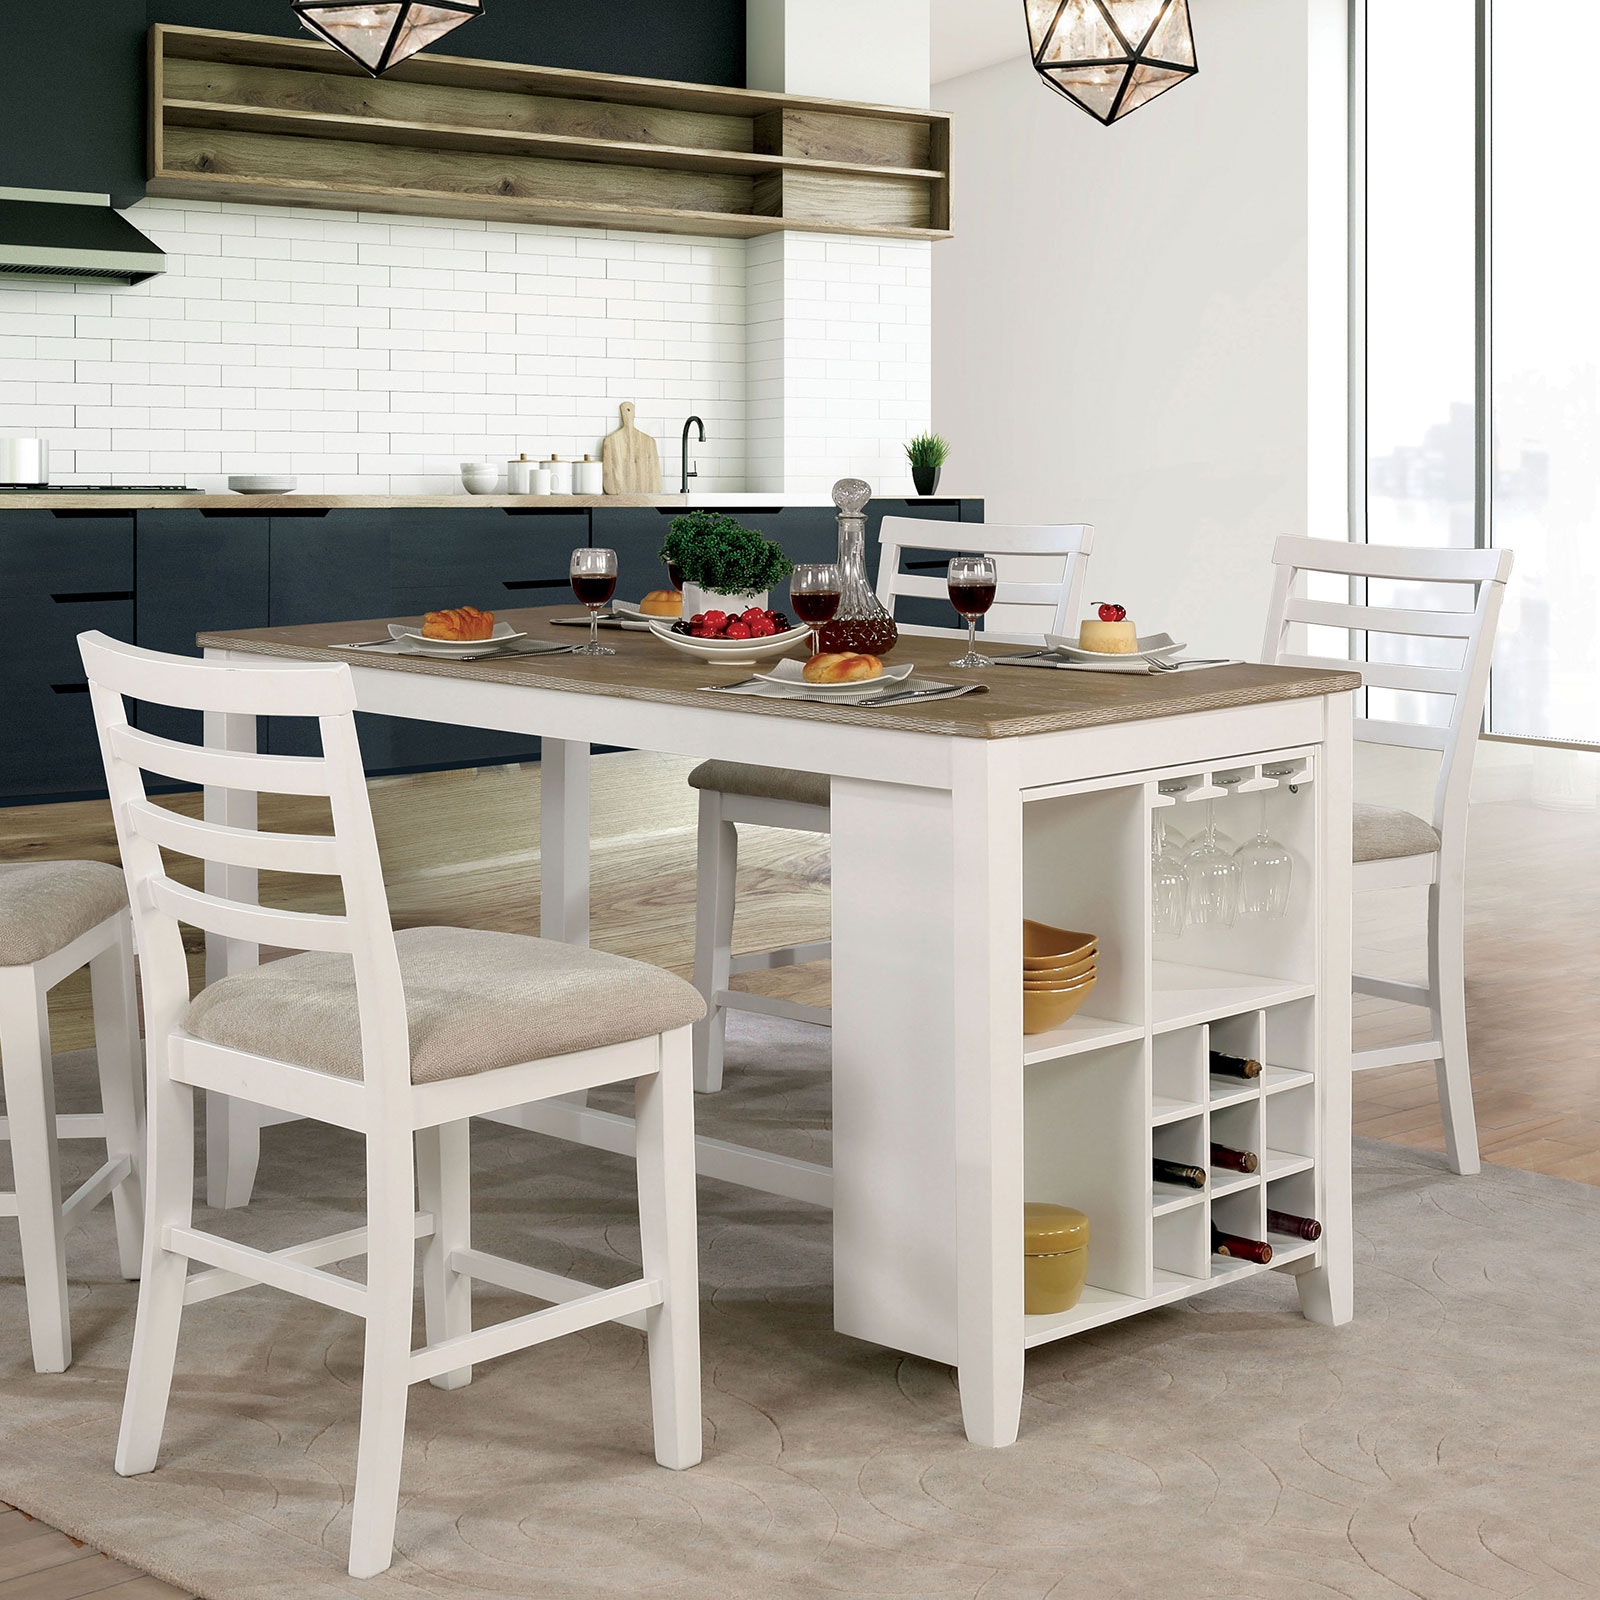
[196,609,1361,1447]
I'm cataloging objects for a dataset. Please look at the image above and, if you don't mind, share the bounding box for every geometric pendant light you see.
[291,1,484,76]
[1023,0,1198,125]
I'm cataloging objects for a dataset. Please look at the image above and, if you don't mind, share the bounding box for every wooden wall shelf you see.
[147,26,952,242]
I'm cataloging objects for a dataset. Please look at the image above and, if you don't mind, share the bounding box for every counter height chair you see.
[690,518,1094,1092]
[80,632,705,1579]
[0,861,144,1372]
[1261,536,1513,1175]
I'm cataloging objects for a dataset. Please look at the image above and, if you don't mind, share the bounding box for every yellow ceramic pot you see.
[1024,1202,1090,1314]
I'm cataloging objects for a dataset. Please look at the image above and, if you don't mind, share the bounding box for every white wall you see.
[748,0,930,107]
[932,0,1348,659]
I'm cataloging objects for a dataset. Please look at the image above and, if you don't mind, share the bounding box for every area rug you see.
[3,1016,1598,1600]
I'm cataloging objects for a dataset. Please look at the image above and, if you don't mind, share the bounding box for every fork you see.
[1147,657,1231,673]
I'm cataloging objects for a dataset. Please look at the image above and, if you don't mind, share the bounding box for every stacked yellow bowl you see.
[1022,919,1097,1035]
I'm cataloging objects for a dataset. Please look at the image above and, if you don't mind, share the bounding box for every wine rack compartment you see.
[1019,743,1332,1347]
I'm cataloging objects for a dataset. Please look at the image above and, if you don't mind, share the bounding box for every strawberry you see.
[725,621,752,639]
[1096,602,1127,622]
[742,606,766,622]
[689,613,706,627]
[702,610,728,628]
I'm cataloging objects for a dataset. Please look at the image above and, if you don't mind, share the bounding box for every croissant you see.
[421,606,495,641]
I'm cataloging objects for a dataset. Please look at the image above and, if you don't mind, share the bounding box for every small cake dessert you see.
[422,605,495,641]
[803,651,883,684]
[639,589,683,618]
[1078,601,1138,654]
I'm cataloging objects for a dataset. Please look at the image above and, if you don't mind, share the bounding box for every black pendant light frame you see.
[292,0,483,77]
[1026,0,1198,126]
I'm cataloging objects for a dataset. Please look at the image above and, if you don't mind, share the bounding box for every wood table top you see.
[196,608,1364,741]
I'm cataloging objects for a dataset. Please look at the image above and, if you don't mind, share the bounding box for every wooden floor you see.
[1,750,1596,1594]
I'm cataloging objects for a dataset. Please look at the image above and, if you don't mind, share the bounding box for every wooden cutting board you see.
[601,402,663,494]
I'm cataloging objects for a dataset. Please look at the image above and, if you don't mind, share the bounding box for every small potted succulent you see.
[660,511,793,617]
[905,431,951,497]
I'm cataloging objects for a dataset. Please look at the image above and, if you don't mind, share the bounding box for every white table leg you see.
[1299,689,1355,1326]
[831,751,1025,1446]
[540,738,591,946]
[201,696,268,1210]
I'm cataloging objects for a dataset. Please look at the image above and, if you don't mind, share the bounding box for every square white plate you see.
[754,658,915,695]
[1044,630,1186,662]
[389,621,526,653]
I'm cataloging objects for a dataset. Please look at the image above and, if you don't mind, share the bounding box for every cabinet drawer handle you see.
[51,682,91,694]
[500,577,569,591]
[51,590,134,603]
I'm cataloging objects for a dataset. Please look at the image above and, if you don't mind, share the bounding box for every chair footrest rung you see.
[61,1155,132,1233]
[181,1212,436,1306]
[714,989,832,1027]
[728,941,832,975]
[408,1278,661,1385]
[1353,1040,1446,1072]
[450,1247,649,1332]
[1353,973,1433,1007]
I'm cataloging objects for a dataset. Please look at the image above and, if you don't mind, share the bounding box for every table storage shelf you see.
[1015,747,1329,1353]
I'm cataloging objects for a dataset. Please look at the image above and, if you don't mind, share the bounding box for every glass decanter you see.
[816,477,899,655]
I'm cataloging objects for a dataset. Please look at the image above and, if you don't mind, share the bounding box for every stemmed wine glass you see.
[1184,800,1240,926]
[790,563,842,655]
[947,555,997,668]
[570,547,618,657]
[1235,791,1293,917]
[1152,815,1189,939]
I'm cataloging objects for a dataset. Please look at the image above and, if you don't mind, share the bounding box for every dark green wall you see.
[0,1,746,208]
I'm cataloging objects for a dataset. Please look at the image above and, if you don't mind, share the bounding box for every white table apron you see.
[199,646,1355,1448]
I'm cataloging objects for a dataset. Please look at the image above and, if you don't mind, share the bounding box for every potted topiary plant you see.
[905,432,951,496]
[660,511,794,617]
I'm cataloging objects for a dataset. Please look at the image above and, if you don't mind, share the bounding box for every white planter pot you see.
[682,584,768,617]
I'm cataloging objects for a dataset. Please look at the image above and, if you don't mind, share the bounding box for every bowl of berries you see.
[649,606,811,665]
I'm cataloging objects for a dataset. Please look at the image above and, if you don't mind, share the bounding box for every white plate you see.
[227,474,297,494]
[647,619,810,664]
[389,621,527,654]
[754,658,915,695]
[1044,630,1186,662]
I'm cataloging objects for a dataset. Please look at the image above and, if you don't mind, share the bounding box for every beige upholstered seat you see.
[185,925,706,1084]
[1352,803,1442,864]
[687,760,829,810]
[0,861,128,968]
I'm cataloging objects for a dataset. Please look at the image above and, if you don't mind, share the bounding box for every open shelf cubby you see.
[1019,747,1328,1350]
[148,26,952,241]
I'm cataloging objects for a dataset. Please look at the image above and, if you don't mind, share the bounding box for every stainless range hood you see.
[0,187,165,286]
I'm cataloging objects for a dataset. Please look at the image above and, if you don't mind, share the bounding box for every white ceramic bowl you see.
[460,463,500,494]
[646,619,810,666]
[228,474,297,494]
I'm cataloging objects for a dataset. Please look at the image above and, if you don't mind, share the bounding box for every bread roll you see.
[803,651,884,684]
[422,606,495,641]
[639,589,683,618]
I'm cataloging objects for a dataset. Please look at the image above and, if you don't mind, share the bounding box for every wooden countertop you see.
[197,608,1364,741]
[0,493,686,511]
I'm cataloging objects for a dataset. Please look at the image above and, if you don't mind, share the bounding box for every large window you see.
[1363,0,1599,746]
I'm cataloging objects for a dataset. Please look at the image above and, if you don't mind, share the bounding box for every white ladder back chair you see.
[0,862,144,1372]
[874,516,1094,641]
[80,632,703,1579]
[689,520,1096,1095]
[1261,537,1514,1174]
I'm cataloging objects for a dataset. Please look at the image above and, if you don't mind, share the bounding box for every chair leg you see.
[348,1129,417,1579]
[691,790,738,1095]
[0,969,71,1373]
[205,1091,263,1210]
[1430,877,1481,1176]
[89,924,145,1280]
[417,1120,473,1391]
[634,1029,703,1471]
[116,1065,196,1474]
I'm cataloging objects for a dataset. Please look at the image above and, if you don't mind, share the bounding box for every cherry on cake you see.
[1078,602,1138,654]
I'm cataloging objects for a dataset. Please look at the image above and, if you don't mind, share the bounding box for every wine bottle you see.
[1266,1209,1322,1241]
[1211,1225,1272,1264]
[1209,1050,1262,1079]
[1209,1143,1258,1174]
[1153,1158,1206,1190]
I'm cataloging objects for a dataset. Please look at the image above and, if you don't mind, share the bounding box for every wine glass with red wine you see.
[947,554,997,668]
[790,563,841,655]
[570,547,618,656]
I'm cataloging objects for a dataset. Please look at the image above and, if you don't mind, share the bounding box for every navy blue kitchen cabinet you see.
[0,511,135,801]
[134,510,271,757]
